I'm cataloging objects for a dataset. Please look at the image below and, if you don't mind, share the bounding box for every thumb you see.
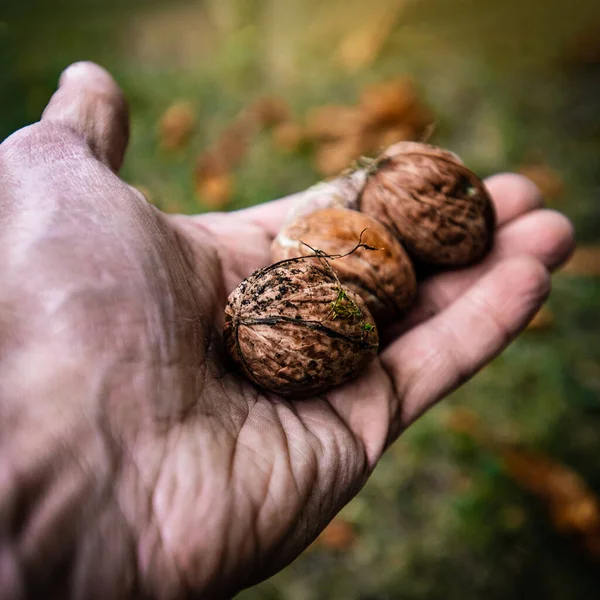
[41,62,129,173]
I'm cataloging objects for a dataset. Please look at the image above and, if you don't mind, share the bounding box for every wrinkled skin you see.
[0,63,576,599]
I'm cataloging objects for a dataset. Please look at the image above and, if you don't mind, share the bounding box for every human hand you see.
[0,63,575,599]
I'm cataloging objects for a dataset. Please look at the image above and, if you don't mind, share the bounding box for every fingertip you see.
[58,62,122,94]
[542,210,577,269]
[490,254,552,318]
[494,209,577,272]
[528,210,577,271]
[42,61,129,173]
[485,173,545,226]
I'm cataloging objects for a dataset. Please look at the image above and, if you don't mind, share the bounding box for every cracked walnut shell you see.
[223,259,378,398]
[271,208,417,324]
[359,142,496,267]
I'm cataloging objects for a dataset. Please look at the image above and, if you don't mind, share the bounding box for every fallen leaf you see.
[314,138,363,177]
[502,449,600,541]
[446,407,600,558]
[360,78,419,126]
[526,306,555,330]
[316,518,357,551]
[211,129,251,170]
[251,96,291,128]
[360,78,433,139]
[302,76,433,177]
[272,121,305,152]
[194,96,291,204]
[159,101,196,151]
[561,246,600,276]
[305,105,364,142]
[196,173,233,210]
[445,407,482,438]
[373,124,417,151]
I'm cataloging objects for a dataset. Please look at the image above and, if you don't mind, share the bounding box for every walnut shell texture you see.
[359,142,496,267]
[271,208,417,323]
[224,260,379,399]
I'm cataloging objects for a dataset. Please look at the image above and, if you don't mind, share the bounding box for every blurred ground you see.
[2,0,600,597]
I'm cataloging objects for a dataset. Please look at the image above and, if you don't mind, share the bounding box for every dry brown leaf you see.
[272,122,305,152]
[526,306,555,330]
[561,246,600,276]
[212,129,251,170]
[445,407,482,438]
[194,96,291,206]
[251,96,291,128]
[303,76,432,177]
[402,102,436,137]
[446,407,600,556]
[518,164,565,200]
[502,449,600,541]
[305,105,365,142]
[373,125,417,151]
[316,518,357,551]
[360,79,433,151]
[314,138,363,177]
[359,79,420,127]
[159,101,196,151]
[196,173,233,210]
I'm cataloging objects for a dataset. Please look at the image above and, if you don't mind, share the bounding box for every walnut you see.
[271,208,416,323]
[359,142,496,267]
[223,259,378,399]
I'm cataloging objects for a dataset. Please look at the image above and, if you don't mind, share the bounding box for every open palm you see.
[0,63,575,599]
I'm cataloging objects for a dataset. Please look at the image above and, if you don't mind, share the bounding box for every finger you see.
[492,209,576,268]
[41,62,129,173]
[485,173,544,227]
[387,209,575,339]
[182,210,284,297]
[202,172,552,298]
[235,192,305,238]
[237,172,545,240]
[381,256,551,432]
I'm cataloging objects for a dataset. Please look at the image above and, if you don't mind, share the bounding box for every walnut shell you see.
[271,208,417,323]
[359,142,496,267]
[223,259,378,399]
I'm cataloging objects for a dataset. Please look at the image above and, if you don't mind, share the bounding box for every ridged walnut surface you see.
[271,208,417,323]
[224,259,378,398]
[359,142,496,267]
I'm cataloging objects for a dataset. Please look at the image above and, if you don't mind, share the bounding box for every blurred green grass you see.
[3,0,600,597]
